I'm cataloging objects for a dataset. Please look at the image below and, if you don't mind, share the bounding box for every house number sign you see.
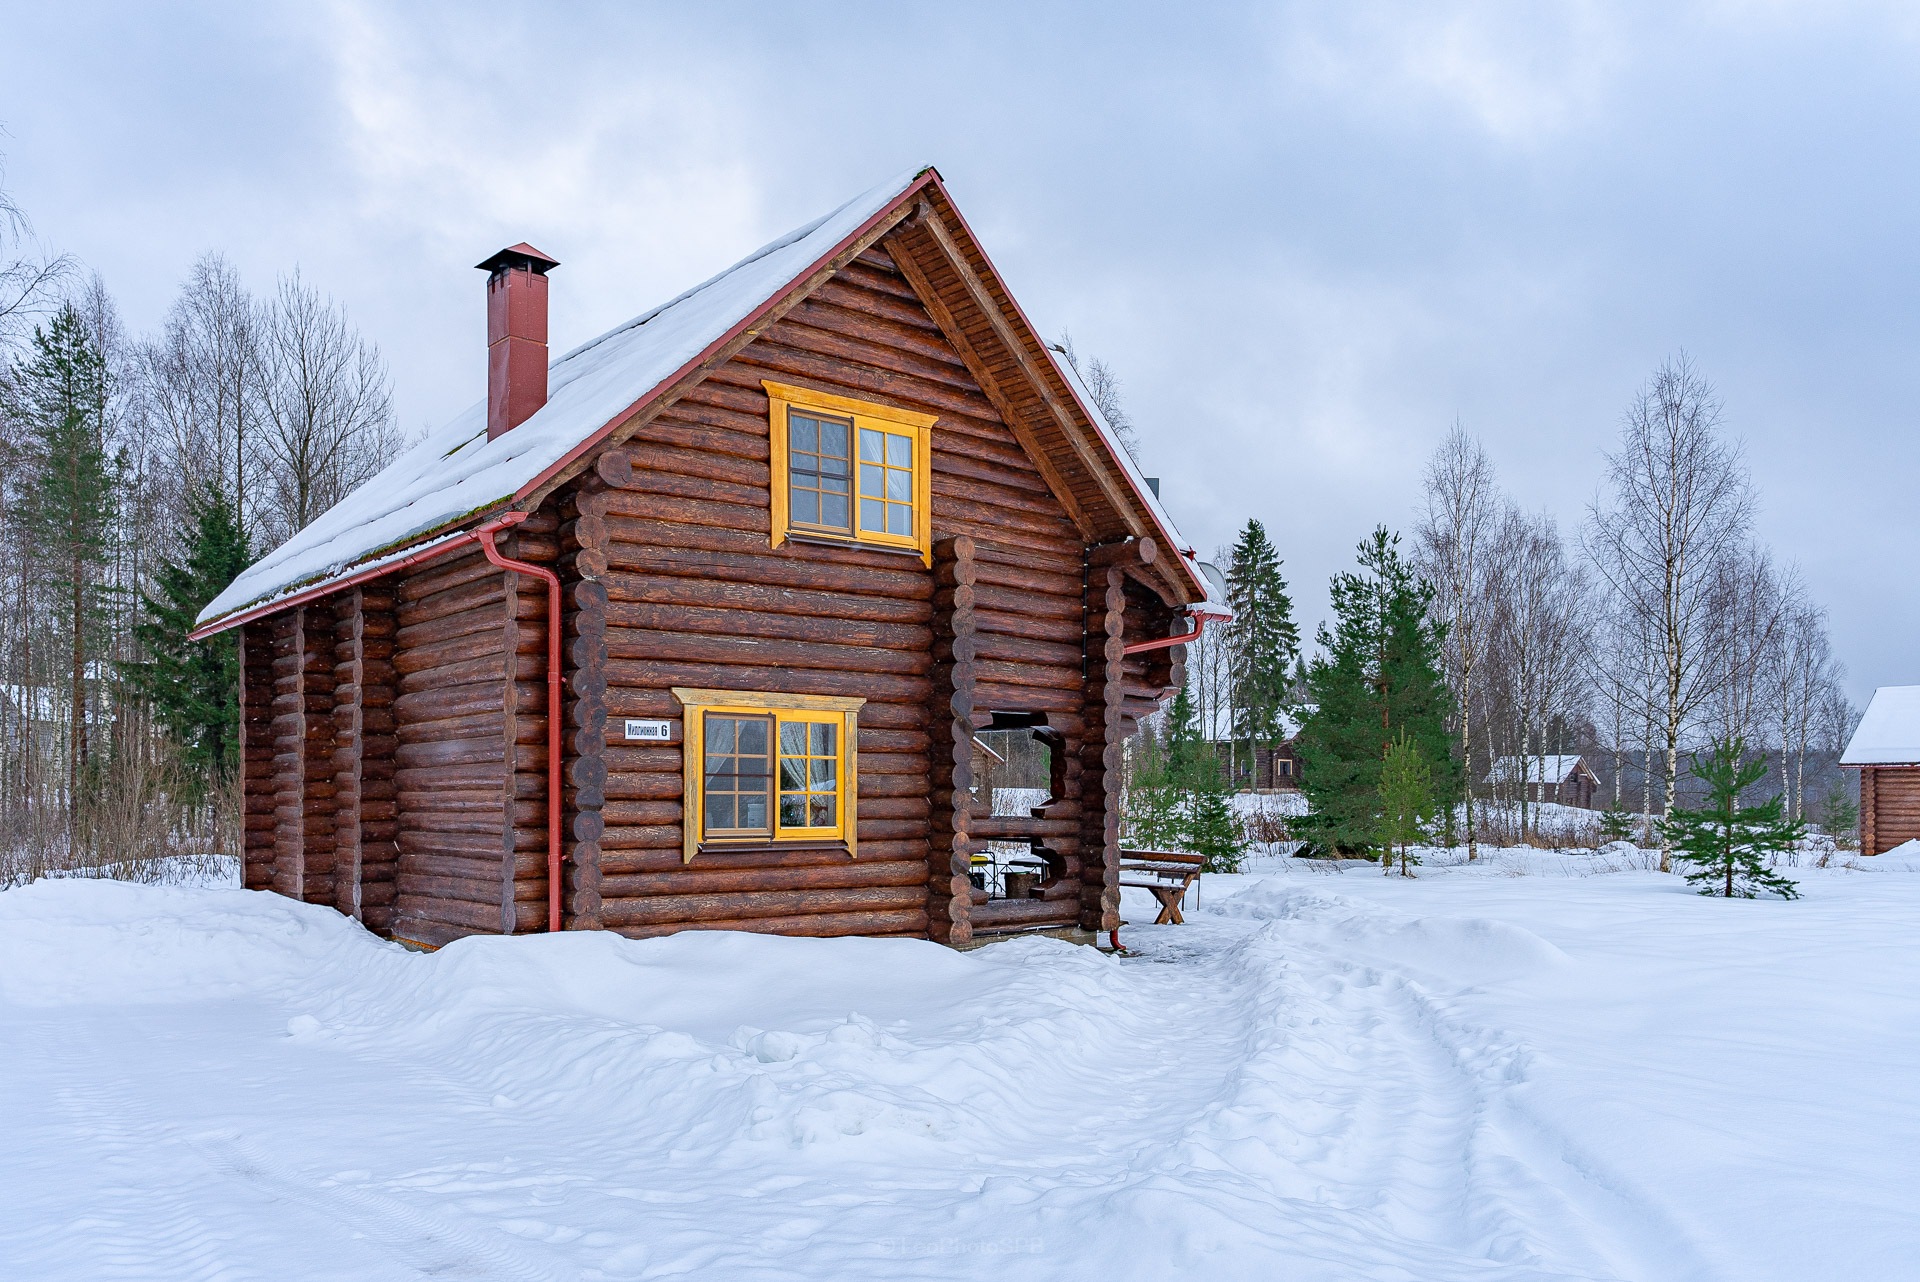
[623,719,672,742]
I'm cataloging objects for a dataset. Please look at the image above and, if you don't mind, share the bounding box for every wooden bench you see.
[1118,850,1206,925]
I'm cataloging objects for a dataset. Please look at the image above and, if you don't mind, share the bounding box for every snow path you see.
[4,866,1917,1279]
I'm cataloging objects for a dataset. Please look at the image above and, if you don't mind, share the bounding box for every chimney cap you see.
[476,242,560,276]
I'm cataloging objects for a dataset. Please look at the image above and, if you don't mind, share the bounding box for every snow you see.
[1839,684,1920,764]
[9,858,1916,1279]
[198,169,1212,632]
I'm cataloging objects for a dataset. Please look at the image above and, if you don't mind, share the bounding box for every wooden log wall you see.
[329,586,398,928]
[562,486,611,930]
[1079,563,1127,933]
[927,535,977,945]
[238,620,276,891]
[389,545,521,946]
[498,511,560,935]
[1864,765,1920,856]
[263,606,338,904]
[572,244,1107,941]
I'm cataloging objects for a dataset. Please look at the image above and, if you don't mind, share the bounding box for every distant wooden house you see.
[1483,754,1598,810]
[190,167,1228,949]
[1840,686,1920,855]
[1203,703,1303,793]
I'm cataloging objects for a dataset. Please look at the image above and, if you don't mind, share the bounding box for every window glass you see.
[777,718,838,830]
[856,426,914,539]
[789,411,853,533]
[703,714,772,835]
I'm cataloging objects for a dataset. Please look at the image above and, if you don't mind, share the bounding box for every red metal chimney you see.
[476,243,560,440]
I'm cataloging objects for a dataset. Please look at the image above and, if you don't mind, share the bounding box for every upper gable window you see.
[764,380,936,565]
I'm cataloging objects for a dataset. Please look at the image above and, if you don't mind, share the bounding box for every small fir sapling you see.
[1598,803,1635,845]
[1164,683,1245,873]
[1663,738,1802,899]
[1819,782,1859,849]
[1378,732,1433,877]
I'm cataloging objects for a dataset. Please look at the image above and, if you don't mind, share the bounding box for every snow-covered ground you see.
[5,851,1919,1280]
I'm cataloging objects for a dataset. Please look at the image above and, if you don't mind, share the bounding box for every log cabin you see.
[1840,685,1920,855]
[1483,754,1599,810]
[192,166,1228,949]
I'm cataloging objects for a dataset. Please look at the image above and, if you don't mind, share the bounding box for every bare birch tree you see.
[1585,355,1754,870]
[1415,424,1499,859]
[256,271,399,546]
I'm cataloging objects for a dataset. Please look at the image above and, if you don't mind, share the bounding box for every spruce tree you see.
[1665,738,1802,899]
[1295,527,1457,854]
[1224,519,1300,782]
[125,484,251,786]
[1124,726,1183,851]
[1378,732,1433,876]
[9,304,117,812]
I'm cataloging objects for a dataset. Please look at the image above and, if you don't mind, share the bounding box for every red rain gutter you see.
[1122,608,1231,656]
[186,514,514,642]
[475,513,563,935]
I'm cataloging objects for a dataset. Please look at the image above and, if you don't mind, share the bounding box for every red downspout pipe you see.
[1122,609,1230,656]
[476,511,564,935]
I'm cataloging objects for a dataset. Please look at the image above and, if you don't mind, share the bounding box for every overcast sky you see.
[6,1,1917,702]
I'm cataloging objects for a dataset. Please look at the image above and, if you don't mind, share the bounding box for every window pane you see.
[860,499,884,532]
[821,472,849,494]
[811,722,834,755]
[791,415,818,453]
[780,722,807,754]
[823,495,849,529]
[738,719,768,755]
[885,433,911,468]
[887,503,911,536]
[809,758,835,789]
[779,795,806,827]
[859,463,883,496]
[704,714,772,837]
[792,491,819,525]
[810,797,835,827]
[706,794,734,831]
[858,427,883,462]
[820,419,849,458]
[886,469,911,501]
[741,795,768,829]
[780,758,805,791]
[707,717,734,753]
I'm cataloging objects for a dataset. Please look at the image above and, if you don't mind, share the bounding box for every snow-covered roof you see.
[197,167,1212,633]
[1840,686,1920,765]
[1484,755,1590,786]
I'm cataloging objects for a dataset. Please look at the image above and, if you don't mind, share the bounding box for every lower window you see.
[673,688,865,862]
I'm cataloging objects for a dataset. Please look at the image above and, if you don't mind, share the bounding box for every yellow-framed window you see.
[764,379,935,565]
[672,688,865,863]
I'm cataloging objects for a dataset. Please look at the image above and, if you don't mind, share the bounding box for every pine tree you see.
[1378,732,1433,876]
[124,484,250,787]
[1665,738,1802,899]
[9,304,118,814]
[1224,519,1299,782]
[1295,527,1457,854]
[1598,803,1635,844]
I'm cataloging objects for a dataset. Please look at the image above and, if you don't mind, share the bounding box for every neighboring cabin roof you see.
[1840,686,1920,765]
[1485,755,1590,786]
[195,166,1212,635]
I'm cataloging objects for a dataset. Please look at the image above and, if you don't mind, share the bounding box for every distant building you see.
[1840,685,1920,855]
[1204,708,1304,793]
[1483,755,1598,810]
